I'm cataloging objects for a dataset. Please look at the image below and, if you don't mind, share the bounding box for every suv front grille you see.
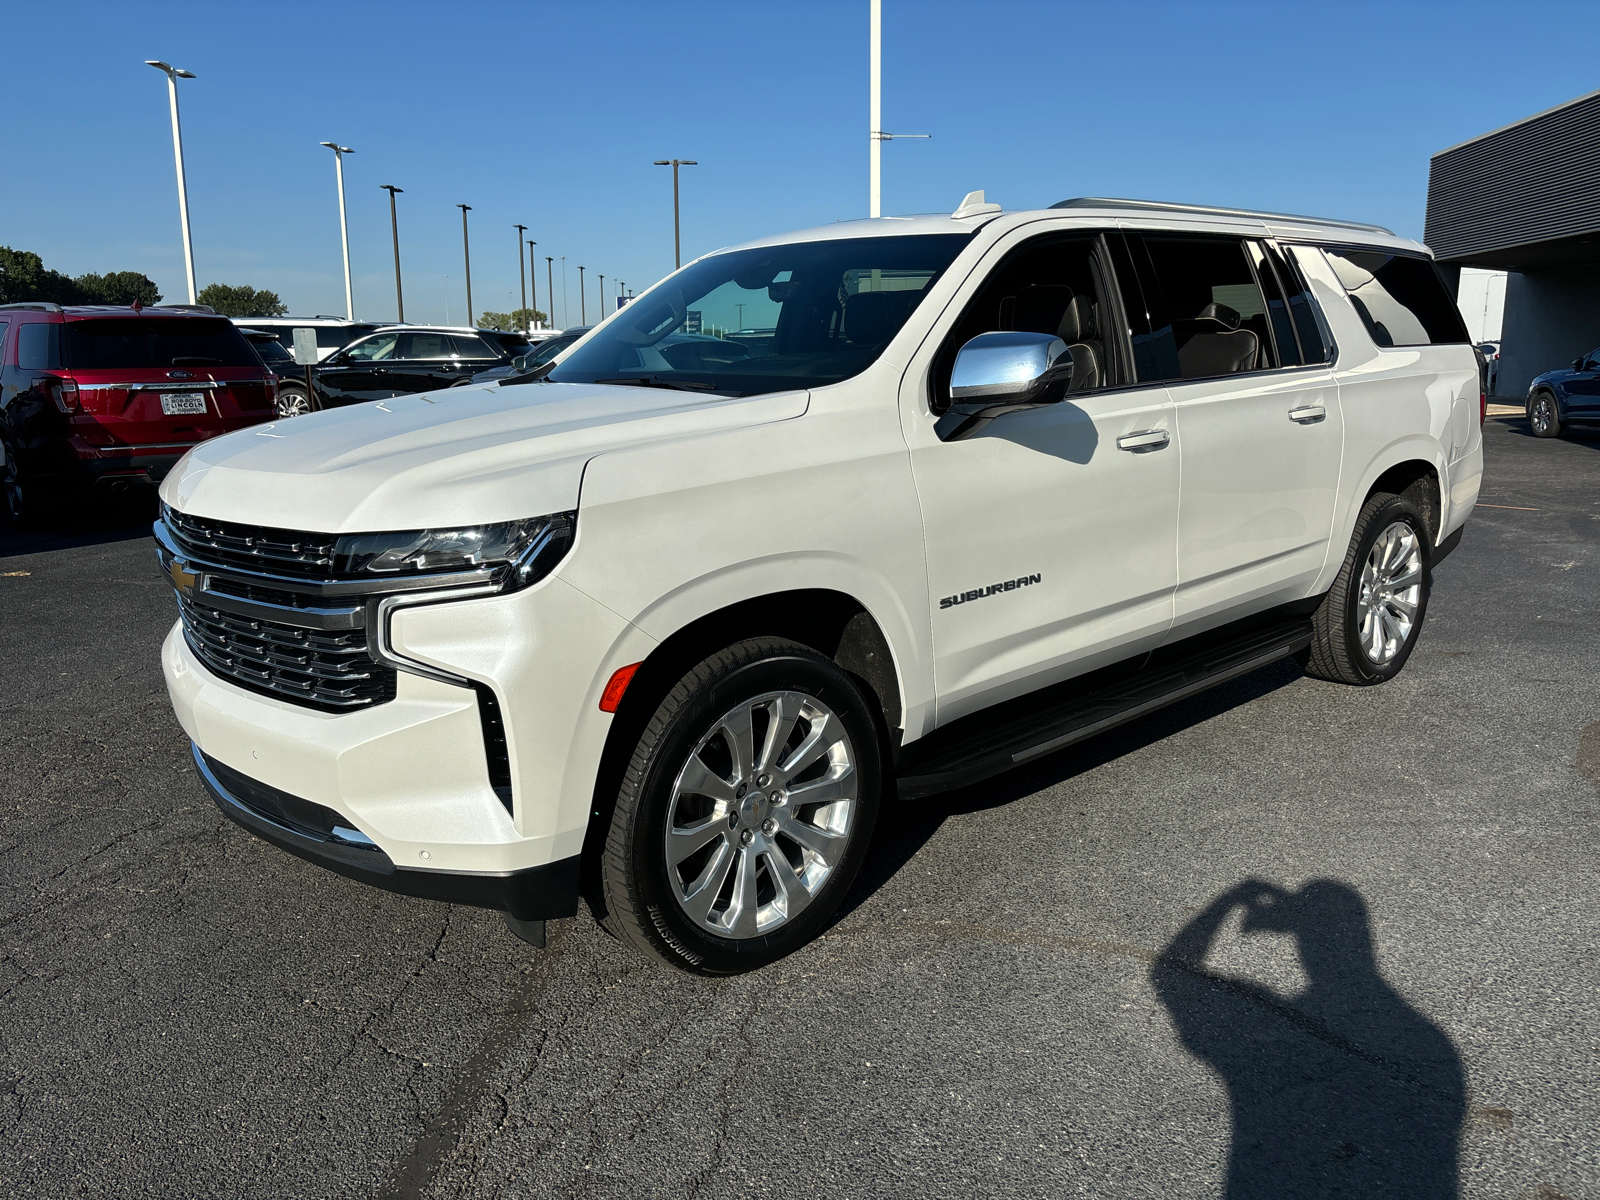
[164,505,340,579]
[178,594,396,711]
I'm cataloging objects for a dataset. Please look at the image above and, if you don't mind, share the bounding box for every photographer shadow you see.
[1151,879,1466,1199]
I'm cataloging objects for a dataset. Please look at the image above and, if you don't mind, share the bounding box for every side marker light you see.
[599,662,642,713]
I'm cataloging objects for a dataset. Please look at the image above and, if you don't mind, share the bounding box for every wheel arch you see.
[578,587,907,922]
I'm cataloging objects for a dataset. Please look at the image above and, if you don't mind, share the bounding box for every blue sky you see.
[4,1,1590,327]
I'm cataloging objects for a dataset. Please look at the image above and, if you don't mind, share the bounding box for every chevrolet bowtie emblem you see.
[168,558,200,598]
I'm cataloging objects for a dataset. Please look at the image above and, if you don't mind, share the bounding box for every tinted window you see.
[1272,245,1332,364]
[252,339,293,365]
[62,317,257,370]
[1245,241,1300,367]
[315,324,378,350]
[0,322,9,364]
[18,323,62,371]
[933,233,1118,407]
[1131,236,1271,381]
[548,234,971,397]
[1321,249,1468,348]
[448,334,495,358]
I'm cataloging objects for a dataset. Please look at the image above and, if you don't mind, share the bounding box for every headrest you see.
[1058,294,1098,342]
[841,291,901,345]
[1191,301,1241,332]
[1012,285,1073,335]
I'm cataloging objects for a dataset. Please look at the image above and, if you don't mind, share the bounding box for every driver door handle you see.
[1117,429,1170,452]
[1288,404,1327,424]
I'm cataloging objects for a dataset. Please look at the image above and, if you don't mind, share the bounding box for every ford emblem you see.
[168,369,194,380]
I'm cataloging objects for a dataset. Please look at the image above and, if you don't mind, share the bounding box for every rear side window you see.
[1129,235,1274,381]
[1321,249,1468,348]
[0,322,10,364]
[62,318,258,370]
[18,323,62,370]
[448,334,494,358]
[1271,245,1332,364]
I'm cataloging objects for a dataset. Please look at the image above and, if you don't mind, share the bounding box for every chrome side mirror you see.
[512,354,530,373]
[938,331,1073,440]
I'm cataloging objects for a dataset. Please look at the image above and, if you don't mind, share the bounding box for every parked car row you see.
[0,303,570,521]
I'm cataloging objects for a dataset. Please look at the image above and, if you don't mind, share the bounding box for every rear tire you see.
[600,637,882,974]
[1302,491,1431,686]
[1,437,35,527]
[1528,391,1562,438]
[276,387,313,418]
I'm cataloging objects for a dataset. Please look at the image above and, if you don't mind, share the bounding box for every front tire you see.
[1302,492,1431,685]
[600,637,882,974]
[1528,391,1562,438]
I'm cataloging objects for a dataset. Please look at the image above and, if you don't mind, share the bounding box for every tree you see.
[196,283,288,318]
[0,247,163,307]
[0,246,80,305]
[76,271,162,307]
[477,308,546,332]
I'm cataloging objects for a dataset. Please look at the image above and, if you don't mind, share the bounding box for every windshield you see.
[63,317,260,370]
[547,234,971,396]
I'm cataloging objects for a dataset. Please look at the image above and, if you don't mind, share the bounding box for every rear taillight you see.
[1480,390,1487,425]
[263,376,278,408]
[51,377,80,414]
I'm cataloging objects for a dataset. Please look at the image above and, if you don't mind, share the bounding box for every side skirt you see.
[895,609,1314,800]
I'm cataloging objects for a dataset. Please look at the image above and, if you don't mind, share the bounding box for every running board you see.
[895,616,1313,800]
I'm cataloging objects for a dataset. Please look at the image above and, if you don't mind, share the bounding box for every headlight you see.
[336,511,575,592]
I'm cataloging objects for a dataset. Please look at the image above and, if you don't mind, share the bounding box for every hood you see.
[161,380,808,531]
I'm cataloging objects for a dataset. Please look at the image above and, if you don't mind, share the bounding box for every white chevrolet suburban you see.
[157,194,1483,974]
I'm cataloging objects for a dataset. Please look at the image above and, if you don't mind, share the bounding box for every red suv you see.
[0,303,277,522]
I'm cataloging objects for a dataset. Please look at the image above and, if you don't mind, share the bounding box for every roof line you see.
[1432,85,1600,158]
[1049,196,1394,236]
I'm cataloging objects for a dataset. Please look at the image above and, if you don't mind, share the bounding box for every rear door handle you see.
[1288,404,1327,424]
[1117,430,1170,452]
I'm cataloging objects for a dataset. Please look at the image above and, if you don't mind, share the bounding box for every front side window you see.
[932,232,1121,408]
[1321,249,1468,348]
[547,234,972,397]
[62,318,255,370]
[342,333,399,362]
[1131,235,1275,381]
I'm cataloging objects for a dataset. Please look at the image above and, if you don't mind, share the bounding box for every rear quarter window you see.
[18,322,62,370]
[1321,249,1468,348]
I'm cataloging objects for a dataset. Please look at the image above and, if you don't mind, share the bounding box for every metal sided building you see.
[1426,87,1600,397]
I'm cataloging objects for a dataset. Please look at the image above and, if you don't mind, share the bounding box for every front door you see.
[1564,346,1600,420]
[902,230,1181,724]
[1124,230,1344,630]
[315,331,400,406]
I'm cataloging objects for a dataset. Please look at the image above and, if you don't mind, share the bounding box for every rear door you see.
[1123,227,1343,632]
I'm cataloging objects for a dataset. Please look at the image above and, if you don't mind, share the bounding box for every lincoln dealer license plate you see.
[160,391,209,416]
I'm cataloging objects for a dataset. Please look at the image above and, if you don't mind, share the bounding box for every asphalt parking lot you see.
[2,414,1597,1200]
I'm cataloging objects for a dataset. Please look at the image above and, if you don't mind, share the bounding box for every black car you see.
[471,327,591,384]
[309,327,520,408]
[239,327,314,417]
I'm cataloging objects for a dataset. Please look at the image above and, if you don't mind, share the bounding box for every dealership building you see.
[1426,86,1600,397]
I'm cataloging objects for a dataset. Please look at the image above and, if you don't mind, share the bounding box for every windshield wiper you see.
[592,375,731,394]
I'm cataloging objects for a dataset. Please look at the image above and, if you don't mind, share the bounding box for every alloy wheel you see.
[664,690,858,939]
[1355,521,1423,665]
[1531,395,1554,435]
[277,390,312,418]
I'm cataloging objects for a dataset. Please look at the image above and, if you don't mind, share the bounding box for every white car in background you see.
[159,192,1483,974]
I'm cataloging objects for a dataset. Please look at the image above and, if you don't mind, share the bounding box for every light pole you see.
[597,274,604,320]
[527,240,538,329]
[456,204,473,326]
[652,158,698,269]
[545,257,554,329]
[560,256,568,327]
[578,266,586,325]
[380,185,404,322]
[319,142,356,318]
[145,61,198,304]
[867,0,928,219]
[514,223,528,330]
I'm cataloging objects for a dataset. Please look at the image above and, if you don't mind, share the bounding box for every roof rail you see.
[1049,196,1395,236]
[0,302,64,313]
[155,303,218,314]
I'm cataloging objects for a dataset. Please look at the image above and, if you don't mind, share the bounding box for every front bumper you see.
[193,744,580,920]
